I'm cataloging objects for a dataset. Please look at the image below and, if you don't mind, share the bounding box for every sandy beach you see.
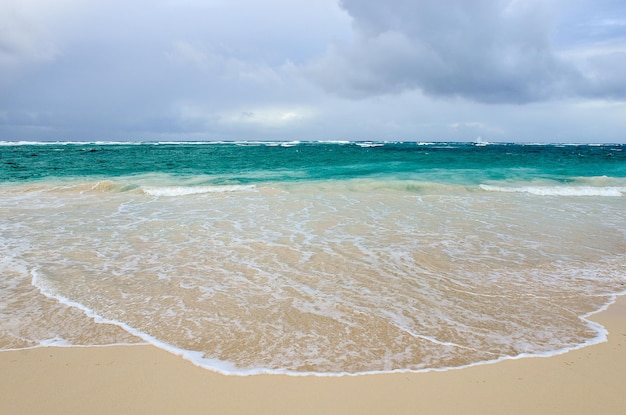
[1,295,624,415]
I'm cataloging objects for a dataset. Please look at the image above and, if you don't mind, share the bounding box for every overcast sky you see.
[1,0,625,142]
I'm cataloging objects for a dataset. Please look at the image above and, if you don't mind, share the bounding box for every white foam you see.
[39,336,72,347]
[317,140,351,144]
[480,184,625,197]
[279,141,301,147]
[0,141,146,146]
[356,142,384,148]
[29,269,253,373]
[9,176,626,377]
[24,264,626,377]
[142,184,256,197]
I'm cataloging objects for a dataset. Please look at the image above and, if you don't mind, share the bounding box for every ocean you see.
[1,141,625,375]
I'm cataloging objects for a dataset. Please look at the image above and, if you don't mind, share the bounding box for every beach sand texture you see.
[1,295,624,415]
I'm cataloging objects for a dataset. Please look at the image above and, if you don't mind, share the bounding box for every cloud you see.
[176,102,315,131]
[165,40,292,87]
[305,0,626,104]
[1,0,624,142]
[165,41,213,67]
[573,49,626,99]
[450,121,505,135]
[220,107,314,127]
[0,2,59,66]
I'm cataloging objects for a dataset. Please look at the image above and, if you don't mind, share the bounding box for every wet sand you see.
[1,295,625,415]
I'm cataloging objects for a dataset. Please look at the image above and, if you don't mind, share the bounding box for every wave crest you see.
[480,184,625,197]
[142,184,256,197]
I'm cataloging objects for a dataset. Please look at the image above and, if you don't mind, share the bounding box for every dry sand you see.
[2,295,625,415]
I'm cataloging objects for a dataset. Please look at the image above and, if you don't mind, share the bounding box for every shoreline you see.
[2,295,625,414]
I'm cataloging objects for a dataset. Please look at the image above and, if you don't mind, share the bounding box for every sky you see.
[1,0,625,142]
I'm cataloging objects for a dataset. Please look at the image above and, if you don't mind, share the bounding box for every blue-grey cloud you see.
[0,0,346,140]
[0,0,625,142]
[305,0,626,104]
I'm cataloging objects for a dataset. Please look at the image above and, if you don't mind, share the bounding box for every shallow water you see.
[1,142,625,374]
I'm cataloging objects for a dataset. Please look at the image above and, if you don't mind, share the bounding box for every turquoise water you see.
[2,141,626,185]
[1,141,625,374]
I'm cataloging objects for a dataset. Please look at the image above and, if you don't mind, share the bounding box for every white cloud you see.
[220,107,314,127]
[177,103,314,129]
[165,41,213,67]
[0,2,59,66]
[0,0,97,65]
[164,40,290,88]
[450,122,506,135]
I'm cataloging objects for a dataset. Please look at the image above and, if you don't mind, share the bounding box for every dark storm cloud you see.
[306,0,626,103]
